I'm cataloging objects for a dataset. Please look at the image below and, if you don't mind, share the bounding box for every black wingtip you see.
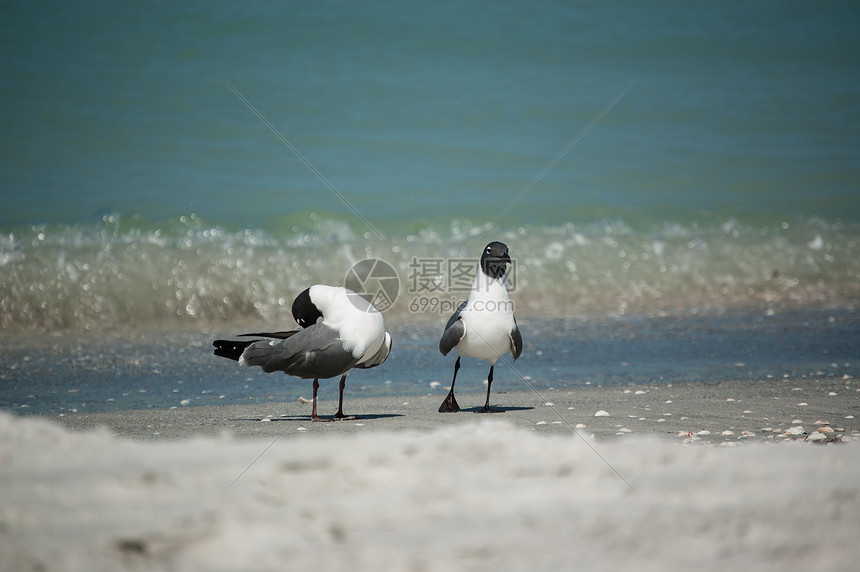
[238,330,300,339]
[212,339,253,361]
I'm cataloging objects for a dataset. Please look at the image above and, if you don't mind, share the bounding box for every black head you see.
[291,287,323,328]
[480,241,511,279]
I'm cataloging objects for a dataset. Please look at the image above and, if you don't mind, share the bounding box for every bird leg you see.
[477,365,502,413]
[310,378,324,421]
[309,376,354,422]
[438,357,461,413]
[333,374,355,420]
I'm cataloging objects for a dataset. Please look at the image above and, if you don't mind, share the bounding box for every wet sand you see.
[51,375,859,443]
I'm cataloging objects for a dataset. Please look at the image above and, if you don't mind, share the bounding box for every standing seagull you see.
[438,241,523,413]
[213,285,392,421]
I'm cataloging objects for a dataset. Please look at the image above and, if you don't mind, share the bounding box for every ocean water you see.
[2,1,859,413]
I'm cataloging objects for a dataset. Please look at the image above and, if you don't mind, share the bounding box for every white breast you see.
[456,274,515,364]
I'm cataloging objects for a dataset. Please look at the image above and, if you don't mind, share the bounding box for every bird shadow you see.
[230,413,405,423]
[457,405,535,414]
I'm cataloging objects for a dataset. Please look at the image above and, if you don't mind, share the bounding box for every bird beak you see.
[502,252,511,264]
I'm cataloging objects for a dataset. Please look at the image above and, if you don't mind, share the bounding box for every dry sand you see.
[3,376,859,572]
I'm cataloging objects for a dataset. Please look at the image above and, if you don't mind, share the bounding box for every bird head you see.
[480,241,511,279]
[291,287,324,327]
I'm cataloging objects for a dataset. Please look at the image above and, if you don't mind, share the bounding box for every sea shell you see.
[806,432,826,442]
[783,426,805,436]
[594,410,610,417]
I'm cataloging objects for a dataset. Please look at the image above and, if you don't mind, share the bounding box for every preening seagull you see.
[438,241,523,413]
[213,285,392,421]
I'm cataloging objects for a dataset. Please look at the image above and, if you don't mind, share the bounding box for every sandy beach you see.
[3,375,859,572]
[49,375,859,442]
[4,2,860,569]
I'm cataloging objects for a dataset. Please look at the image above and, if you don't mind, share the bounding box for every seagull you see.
[438,241,523,413]
[213,285,392,421]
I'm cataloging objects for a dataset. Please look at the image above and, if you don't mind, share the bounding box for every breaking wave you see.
[1,212,857,333]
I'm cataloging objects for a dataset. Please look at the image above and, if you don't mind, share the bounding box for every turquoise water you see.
[3,1,858,228]
[2,0,859,330]
[1,1,859,412]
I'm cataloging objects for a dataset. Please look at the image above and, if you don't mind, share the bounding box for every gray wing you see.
[239,330,300,339]
[439,317,466,356]
[510,317,523,360]
[240,323,356,379]
[443,300,467,332]
[354,332,392,369]
[439,301,467,356]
